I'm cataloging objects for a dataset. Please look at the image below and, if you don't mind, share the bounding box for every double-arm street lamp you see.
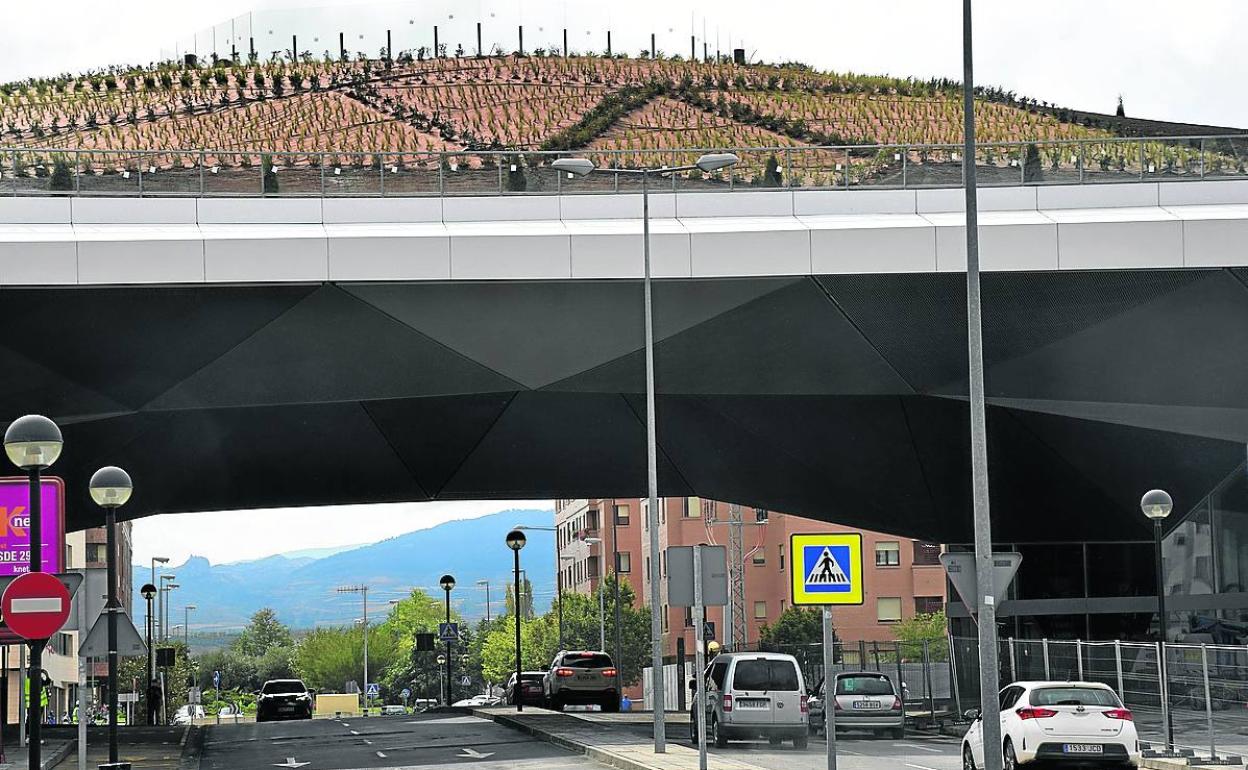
[89,465,133,767]
[505,530,527,712]
[550,152,739,751]
[515,524,572,649]
[1141,489,1175,753]
[4,415,62,770]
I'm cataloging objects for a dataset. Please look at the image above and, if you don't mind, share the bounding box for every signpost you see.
[790,533,866,770]
[2,572,71,640]
[939,552,1023,621]
[0,478,65,576]
[667,545,727,770]
[437,622,459,643]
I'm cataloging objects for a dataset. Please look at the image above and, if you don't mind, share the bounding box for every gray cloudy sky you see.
[2,0,1245,127]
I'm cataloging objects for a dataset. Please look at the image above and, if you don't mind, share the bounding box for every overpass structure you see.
[2,148,1248,552]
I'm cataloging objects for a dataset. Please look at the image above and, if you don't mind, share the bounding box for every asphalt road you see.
[199,713,604,770]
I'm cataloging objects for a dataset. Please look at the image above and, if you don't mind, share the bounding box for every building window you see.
[661,605,669,632]
[877,597,903,623]
[702,499,716,520]
[778,544,785,571]
[617,552,632,573]
[588,555,600,579]
[86,543,107,564]
[646,556,651,582]
[875,541,901,567]
[913,541,942,566]
[614,505,630,526]
[684,607,694,627]
[586,508,599,532]
[753,601,767,620]
[752,550,766,566]
[660,551,666,578]
[915,596,943,615]
[780,599,786,612]
[754,507,768,523]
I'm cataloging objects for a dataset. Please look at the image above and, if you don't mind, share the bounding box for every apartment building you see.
[554,497,945,658]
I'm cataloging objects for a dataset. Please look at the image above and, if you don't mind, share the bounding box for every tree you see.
[261,155,279,194]
[197,647,260,693]
[892,610,949,662]
[233,609,293,658]
[759,607,825,648]
[49,156,73,191]
[121,640,198,723]
[503,577,535,620]
[1116,95,1126,118]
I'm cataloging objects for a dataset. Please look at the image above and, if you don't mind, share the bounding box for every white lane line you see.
[350,730,359,735]
[376,751,387,759]
[362,739,372,745]
[896,742,945,753]
[905,763,942,770]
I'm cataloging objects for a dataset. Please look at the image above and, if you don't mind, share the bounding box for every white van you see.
[690,652,809,749]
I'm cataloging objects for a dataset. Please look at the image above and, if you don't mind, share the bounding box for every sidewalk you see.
[0,739,75,770]
[472,706,763,770]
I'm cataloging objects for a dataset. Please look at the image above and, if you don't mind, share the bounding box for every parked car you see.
[505,671,547,706]
[381,705,406,716]
[962,681,1141,769]
[543,650,620,712]
[172,705,205,725]
[255,679,314,723]
[689,652,808,749]
[809,671,904,738]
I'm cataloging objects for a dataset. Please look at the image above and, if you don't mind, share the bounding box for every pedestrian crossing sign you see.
[790,533,864,606]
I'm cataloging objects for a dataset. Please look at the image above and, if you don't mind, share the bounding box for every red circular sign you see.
[2,573,71,640]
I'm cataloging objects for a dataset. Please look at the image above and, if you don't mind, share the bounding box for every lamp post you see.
[476,580,492,624]
[558,556,574,648]
[140,583,157,725]
[439,574,456,706]
[150,557,169,643]
[90,465,133,766]
[159,578,178,726]
[505,530,527,712]
[5,414,63,770]
[551,153,739,752]
[184,605,196,649]
[159,575,176,642]
[337,585,369,709]
[583,538,606,651]
[515,524,565,649]
[610,499,624,705]
[1141,489,1175,753]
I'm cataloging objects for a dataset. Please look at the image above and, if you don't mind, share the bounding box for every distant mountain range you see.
[134,508,555,630]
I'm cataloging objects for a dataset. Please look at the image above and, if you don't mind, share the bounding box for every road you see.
[198,713,605,770]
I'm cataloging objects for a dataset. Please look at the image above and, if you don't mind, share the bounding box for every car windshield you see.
[262,681,306,694]
[1030,687,1120,707]
[733,659,800,691]
[561,653,612,669]
[520,674,544,682]
[836,675,894,696]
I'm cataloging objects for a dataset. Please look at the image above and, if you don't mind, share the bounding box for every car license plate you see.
[852,700,881,710]
[1063,744,1103,754]
[577,674,594,681]
[737,698,768,708]
[279,706,294,712]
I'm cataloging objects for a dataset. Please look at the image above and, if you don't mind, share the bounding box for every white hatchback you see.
[962,682,1140,769]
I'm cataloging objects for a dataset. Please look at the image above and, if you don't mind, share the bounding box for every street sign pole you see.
[693,546,707,770]
[823,607,837,770]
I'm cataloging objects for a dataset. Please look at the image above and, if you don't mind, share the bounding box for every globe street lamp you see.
[505,530,527,712]
[140,583,157,724]
[1141,489,1175,753]
[549,153,738,752]
[5,414,62,770]
[90,465,133,766]
[439,574,456,706]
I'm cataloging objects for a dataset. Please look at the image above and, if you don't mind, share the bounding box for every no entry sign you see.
[0,477,66,576]
[2,572,71,640]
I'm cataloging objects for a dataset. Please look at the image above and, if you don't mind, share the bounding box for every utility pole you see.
[726,503,746,650]
[337,585,369,708]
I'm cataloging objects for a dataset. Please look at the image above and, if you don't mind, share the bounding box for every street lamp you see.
[476,580,492,624]
[583,537,606,652]
[440,574,456,706]
[159,576,177,642]
[549,153,738,751]
[516,524,567,650]
[1141,489,1175,753]
[184,605,197,649]
[5,415,61,770]
[140,583,157,725]
[150,557,169,643]
[90,465,133,767]
[505,530,527,712]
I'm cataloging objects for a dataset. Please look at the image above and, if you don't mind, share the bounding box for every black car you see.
[256,679,313,723]
[505,672,546,706]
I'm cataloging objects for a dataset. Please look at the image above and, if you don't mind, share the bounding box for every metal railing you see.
[1,134,1246,198]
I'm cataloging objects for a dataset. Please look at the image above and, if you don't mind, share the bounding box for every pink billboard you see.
[0,477,66,576]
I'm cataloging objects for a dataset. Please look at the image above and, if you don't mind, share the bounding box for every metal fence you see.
[2,134,1247,198]
[953,637,1248,762]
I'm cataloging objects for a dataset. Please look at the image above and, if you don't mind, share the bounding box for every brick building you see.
[554,497,945,658]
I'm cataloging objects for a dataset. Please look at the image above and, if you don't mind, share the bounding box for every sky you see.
[130,499,554,565]
[2,0,1245,127]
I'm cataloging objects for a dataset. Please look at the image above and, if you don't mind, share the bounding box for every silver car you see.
[812,671,904,738]
[690,652,809,749]
[542,650,620,712]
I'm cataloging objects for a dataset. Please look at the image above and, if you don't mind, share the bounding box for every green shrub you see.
[49,156,73,191]
[261,155,279,194]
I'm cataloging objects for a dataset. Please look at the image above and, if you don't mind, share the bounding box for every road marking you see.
[458,748,496,760]
[350,730,359,735]
[272,758,310,768]
[905,764,942,770]
[895,742,945,753]
[376,751,387,759]
[362,739,372,745]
